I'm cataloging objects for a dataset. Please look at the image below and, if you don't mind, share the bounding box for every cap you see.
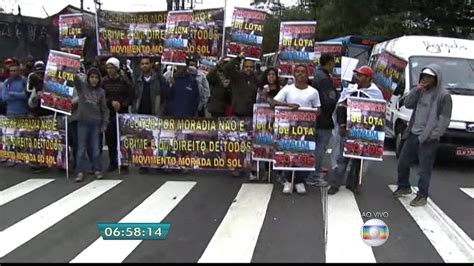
[421,68,436,77]
[353,66,374,79]
[106,57,120,69]
[33,61,45,71]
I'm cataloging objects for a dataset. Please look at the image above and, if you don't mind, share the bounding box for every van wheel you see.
[395,125,405,159]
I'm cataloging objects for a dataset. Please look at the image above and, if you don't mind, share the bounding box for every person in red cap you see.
[328,65,384,195]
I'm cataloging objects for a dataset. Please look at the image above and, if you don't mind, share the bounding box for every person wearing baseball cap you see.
[393,64,452,207]
[102,57,134,173]
[328,65,384,196]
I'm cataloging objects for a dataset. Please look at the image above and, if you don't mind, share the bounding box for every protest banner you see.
[117,114,253,170]
[278,21,317,78]
[189,8,224,73]
[343,97,387,161]
[372,50,408,101]
[273,107,318,171]
[0,115,68,170]
[252,104,275,162]
[162,10,193,66]
[97,10,167,57]
[227,7,267,61]
[314,42,343,88]
[41,50,80,116]
[59,14,86,57]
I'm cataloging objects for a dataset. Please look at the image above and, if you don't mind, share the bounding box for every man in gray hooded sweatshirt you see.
[393,64,452,207]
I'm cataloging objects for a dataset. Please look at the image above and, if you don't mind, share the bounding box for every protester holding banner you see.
[103,57,134,173]
[162,60,200,118]
[328,66,384,195]
[132,56,162,174]
[224,55,259,178]
[307,54,338,187]
[74,67,109,182]
[256,67,281,104]
[26,61,54,118]
[207,57,232,118]
[272,64,321,194]
[187,56,211,118]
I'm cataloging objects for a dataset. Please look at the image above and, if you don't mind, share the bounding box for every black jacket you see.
[312,67,338,129]
[207,65,231,115]
[224,57,258,117]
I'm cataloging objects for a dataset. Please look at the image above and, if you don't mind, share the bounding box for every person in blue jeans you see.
[393,65,452,207]
[74,68,109,182]
[307,54,339,186]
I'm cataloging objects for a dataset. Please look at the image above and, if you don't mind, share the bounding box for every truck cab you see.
[369,35,474,159]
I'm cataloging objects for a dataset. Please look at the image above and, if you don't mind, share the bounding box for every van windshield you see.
[409,57,474,95]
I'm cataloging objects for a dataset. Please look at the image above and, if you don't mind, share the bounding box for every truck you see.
[369,35,474,159]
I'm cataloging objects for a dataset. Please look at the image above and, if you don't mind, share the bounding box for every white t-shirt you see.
[273,84,321,108]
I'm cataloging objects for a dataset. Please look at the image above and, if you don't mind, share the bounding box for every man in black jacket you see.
[307,54,338,186]
[223,55,259,178]
[133,57,162,174]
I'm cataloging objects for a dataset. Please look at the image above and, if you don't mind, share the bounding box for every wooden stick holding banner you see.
[65,115,69,180]
[291,171,295,194]
[358,159,364,186]
[268,162,271,183]
[116,113,121,175]
[257,161,260,181]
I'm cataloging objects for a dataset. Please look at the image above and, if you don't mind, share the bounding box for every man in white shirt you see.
[272,64,321,194]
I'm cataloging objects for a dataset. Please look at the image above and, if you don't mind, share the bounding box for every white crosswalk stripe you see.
[0,178,472,263]
[70,181,196,263]
[0,180,121,258]
[199,184,273,263]
[389,185,474,263]
[326,187,376,263]
[0,179,54,206]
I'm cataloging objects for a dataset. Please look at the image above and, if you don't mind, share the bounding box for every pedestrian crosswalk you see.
[0,177,472,263]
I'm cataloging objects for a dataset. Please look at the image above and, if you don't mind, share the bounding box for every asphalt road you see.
[0,147,473,263]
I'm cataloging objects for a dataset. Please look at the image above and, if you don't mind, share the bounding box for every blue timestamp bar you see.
[97,223,170,240]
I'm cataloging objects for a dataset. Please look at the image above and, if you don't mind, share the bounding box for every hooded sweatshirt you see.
[403,64,452,143]
[75,68,109,129]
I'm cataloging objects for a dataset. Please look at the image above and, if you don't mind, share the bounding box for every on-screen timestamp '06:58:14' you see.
[97,223,170,240]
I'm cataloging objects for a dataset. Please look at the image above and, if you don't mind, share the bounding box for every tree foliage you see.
[262,0,473,53]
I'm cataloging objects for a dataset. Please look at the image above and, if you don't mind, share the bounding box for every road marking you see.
[0,180,121,258]
[198,184,273,263]
[326,187,376,263]
[389,185,474,263]
[326,149,395,156]
[70,181,196,263]
[0,179,54,206]
[460,188,474,199]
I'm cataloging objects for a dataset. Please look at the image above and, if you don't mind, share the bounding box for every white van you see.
[369,35,474,159]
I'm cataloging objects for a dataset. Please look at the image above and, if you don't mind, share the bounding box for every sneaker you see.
[346,185,359,194]
[393,187,412,198]
[295,183,306,194]
[95,171,104,179]
[282,182,292,194]
[328,186,339,195]
[249,172,258,181]
[75,173,84,182]
[120,166,129,174]
[231,171,242,178]
[410,195,427,207]
[306,177,328,187]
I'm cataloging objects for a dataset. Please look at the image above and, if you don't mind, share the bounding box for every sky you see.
[3,0,297,26]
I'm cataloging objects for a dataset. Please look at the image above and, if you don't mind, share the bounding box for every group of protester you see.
[0,52,452,206]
